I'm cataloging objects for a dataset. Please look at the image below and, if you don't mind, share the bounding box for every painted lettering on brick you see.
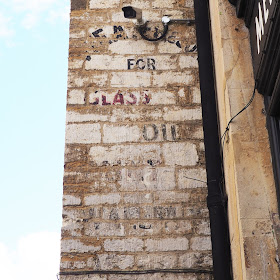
[143,124,179,141]
[89,90,151,106]
[127,58,156,70]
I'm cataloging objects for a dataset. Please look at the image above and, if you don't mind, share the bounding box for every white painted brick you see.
[89,0,120,9]
[102,207,124,220]
[62,207,101,221]
[123,193,153,204]
[137,253,177,269]
[164,220,192,234]
[61,222,83,237]
[124,0,151,9]
[85,55,127,70]
[89,25,113,38]
[85,222,125,237]
[145,238,189,251]
[109,40,155,54]
[179,252,212,268]
[68,72,108,88]
[111,12,133,23]
[104,238,144,252]
[153,71,194,87]
[148,89,177,105]
[69,30,85,39]
[126,221,162,236]
[63,195,81,206]
[152,0,176,8]
[98,254,134,270]
[66,111,108,123]
[69,59,84,69]
[179,55,199,68]
[61,239,101,253]
[154,191,189,203]
[165,10,185,19]
[121,167,175,191]
[89,144,162,166]
[67,89,85,105]
[192,86,201,103]
[110,108,163,122]
[158,41,183,54]
[111,72,151,87]
[60,260,87,270]
[163,107,202,121]
[65,124,101,144]
[178,168,207,189]
[178,88,186,98]
[163,143,198,166]
[85,194,121,205]
[103,124,141,143]
[191,236,212,251]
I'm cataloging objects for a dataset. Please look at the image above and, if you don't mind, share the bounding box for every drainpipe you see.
[194,1,232,279]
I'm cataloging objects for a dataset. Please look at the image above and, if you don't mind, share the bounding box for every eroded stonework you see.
[60,1,212,279]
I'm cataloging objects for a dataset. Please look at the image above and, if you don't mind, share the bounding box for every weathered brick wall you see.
[60,0,213,279]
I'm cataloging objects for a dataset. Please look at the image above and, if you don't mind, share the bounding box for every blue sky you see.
[0,0,70,279]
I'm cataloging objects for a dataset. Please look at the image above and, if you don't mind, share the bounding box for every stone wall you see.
[60,1,213,279]
[209,1,280,279]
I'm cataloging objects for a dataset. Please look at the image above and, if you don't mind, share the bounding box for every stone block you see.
[111,72,151,87]
[178,252,213,268]
[103,124,141,143]
[145,237,189,251]
[85,194,121,205]
[61,239,101,253]
[85,55,127,70]
[163,107,202,121]
[190,236,212,251]
[104,238,144,252]
[89,0,120,9]
[163,142,198,166]
[123,193,153,204]
[153,71,195,87]
[67,89,85,105]
[89,144,162,166]
[178,168,207,189]
[154,191,189,203]
[98,254,134,270]
[109,40,155,54]
[136,253,177,269]
[120,167,175,191]
[179,55,199,69]
[84,222,125,237]
[63,195,81,206]
[65,123,101,144]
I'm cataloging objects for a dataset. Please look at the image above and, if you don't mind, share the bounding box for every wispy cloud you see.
[0,0,69,34]
[0,12,14,37]
[0,232,61,280]
[0,11,16,47]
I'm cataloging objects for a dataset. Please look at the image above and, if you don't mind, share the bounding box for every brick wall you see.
[60,0,213,279]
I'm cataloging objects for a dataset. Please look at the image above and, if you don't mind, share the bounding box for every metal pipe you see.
[194,0,232,279]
